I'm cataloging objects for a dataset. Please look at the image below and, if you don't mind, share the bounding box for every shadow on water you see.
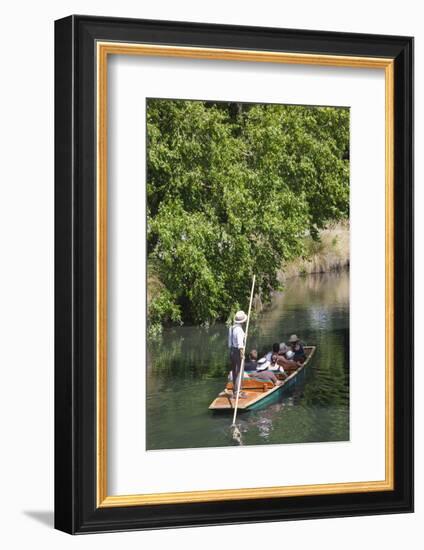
[146,271,349,450]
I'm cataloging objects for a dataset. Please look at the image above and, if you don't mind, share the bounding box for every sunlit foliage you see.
[147,99,349,326]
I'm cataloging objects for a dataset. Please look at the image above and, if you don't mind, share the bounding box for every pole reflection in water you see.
[146,271,349,450]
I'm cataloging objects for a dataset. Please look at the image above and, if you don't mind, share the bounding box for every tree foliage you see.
[147,99,349,326]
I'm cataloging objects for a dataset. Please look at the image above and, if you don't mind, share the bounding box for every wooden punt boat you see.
[208,345,316,412]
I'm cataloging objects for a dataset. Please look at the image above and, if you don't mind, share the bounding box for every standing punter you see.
[228,310,248,399]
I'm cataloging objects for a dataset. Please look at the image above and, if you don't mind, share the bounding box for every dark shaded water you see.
[146,271,349,450]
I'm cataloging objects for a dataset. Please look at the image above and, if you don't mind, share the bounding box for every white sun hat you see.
[234,310,248,324]
[256,357,270,371]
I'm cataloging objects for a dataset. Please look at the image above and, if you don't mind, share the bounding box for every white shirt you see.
[228,324,245,349]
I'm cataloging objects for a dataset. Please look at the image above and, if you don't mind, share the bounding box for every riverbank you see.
[278,222,349,283]
[148,222,349,332]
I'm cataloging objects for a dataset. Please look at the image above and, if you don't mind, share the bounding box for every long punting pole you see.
[231,275,256,429]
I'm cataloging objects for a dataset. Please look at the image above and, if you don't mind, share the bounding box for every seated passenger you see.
[265,343,280,362]
[269,352,286,374]
[271,348,302,374]
[288,334,306,361]
[244,349,259,372]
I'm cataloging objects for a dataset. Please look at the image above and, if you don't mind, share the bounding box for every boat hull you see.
[247,367,307,411]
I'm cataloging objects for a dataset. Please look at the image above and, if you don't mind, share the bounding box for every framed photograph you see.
[54,15,413,533]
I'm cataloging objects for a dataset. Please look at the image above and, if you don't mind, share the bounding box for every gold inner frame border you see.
[96,41,395,508]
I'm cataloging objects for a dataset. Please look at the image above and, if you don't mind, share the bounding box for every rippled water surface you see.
[146,271,349,450]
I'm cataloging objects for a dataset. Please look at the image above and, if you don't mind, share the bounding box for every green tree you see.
[146,99,349,325]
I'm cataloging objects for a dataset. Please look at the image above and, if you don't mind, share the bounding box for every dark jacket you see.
[244,359,258,372]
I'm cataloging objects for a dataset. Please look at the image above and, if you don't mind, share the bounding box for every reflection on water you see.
[146,271,349,450]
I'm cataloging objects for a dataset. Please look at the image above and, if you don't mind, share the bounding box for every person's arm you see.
[276,355,290,366]
[235,326,245,351]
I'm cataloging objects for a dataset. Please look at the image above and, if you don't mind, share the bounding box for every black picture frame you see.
[55,15,414,534]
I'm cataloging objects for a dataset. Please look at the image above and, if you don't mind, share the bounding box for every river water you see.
[146,271,349,450]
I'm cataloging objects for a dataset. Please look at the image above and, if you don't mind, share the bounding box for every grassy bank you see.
[278,222,349,283]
